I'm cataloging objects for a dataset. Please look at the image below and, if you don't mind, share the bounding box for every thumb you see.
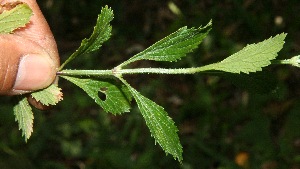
[0,0,59,95]
[0,35,57,95]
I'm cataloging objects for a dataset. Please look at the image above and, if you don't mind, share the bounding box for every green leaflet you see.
[118,21,212,68]
[60,6,114,69]
[30,84,63,106]
[208,33,286,74]
[120,78,183,162]
[0,3,32,34]
[13,96,34,142]
[61,76,132,115]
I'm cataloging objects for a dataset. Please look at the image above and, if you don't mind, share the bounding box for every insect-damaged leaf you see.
[61,76,132,115]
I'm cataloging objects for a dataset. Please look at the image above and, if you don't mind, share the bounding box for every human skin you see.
[0,0,59,95]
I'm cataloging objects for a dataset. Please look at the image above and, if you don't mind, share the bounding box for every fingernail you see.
[14,54,55,91]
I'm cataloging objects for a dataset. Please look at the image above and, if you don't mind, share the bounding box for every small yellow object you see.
[235,152,249,168]
[168,1,182,16]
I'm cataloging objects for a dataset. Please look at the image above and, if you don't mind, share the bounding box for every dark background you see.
[0,0,300,168]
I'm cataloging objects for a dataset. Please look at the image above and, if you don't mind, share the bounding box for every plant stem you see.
[271,59,290,65]
[118,66,212,74]
[272,55,300,67]
[56,69,114,76]
[57,64,215,77]
[271,56,300,67]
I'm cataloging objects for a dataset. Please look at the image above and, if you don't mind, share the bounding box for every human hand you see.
[0,0,59,95]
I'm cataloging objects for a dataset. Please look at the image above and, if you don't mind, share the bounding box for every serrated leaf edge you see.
[13,96,34,142]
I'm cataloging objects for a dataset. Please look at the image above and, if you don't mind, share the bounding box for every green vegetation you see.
[1,1,300,169]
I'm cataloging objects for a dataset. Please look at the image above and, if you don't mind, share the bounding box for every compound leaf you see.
[120,78,183,162]
[209,33,286,74]
[13,96,34,142]
[60,5,114,69]
[61,76,132,115]
[30,84,63,106]
[0,2,32,34]
[119,21,212,67]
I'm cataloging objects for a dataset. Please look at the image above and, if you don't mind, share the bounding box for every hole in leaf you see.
[98,91,106,101]
[98,87,108,101]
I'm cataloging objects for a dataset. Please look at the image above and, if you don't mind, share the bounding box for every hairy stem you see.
[271,56,300,67]
[57,64,216,77]
[56,69,114,76]
[271,59,290,65]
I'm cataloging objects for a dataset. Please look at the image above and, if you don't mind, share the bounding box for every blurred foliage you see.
[0,0,300,168]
